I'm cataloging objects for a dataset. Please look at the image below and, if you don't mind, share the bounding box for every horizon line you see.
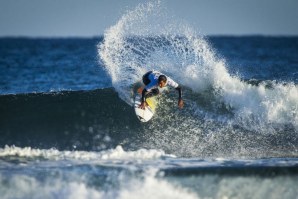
[0,34,298,39]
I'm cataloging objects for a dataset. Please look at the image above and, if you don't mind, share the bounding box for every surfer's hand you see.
[139,101,146,109]
[178,98,184,109]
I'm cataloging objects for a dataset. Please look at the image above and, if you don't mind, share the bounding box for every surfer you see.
[139,71,184,109]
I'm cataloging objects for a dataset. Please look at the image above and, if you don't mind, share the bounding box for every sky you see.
[0,0,297,37]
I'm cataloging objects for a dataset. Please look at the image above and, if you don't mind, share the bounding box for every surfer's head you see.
[158,75,167,88]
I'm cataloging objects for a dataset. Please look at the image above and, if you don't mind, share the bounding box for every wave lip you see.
[98,0,298,131]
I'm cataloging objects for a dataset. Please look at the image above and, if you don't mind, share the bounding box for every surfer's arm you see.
[175,86,182,100]
[167,77,183,108]
[175,86,184,109]
[141,88,148,102]
[141,83,155,102]
[139,88,149,109]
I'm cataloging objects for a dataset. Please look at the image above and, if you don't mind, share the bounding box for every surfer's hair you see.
[158,75,167,83]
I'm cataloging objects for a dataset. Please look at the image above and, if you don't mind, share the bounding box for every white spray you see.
[98,1,298,157]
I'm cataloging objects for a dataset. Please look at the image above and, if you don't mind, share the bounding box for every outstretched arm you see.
[167,77,183,108]
[175,86,184,108]
[175,86,182,99]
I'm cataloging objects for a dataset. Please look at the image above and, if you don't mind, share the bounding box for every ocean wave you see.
[0,168,198,199]
[1,156,298,199]
[97,0,298,157]
[98,1,298,129]
[0,88,297,158]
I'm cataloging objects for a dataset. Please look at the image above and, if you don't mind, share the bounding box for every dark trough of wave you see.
[0,88,146,151]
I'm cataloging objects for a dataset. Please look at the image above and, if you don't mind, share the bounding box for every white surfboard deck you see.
[134,88,157,122]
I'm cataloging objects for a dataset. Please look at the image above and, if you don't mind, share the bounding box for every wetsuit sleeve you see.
[141,88,148,102]
[175,86,182,99]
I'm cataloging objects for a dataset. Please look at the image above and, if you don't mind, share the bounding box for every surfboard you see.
[134,87,157,122]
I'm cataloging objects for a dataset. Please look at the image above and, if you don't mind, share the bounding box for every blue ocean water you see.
[0,38,111,94]
[1,36,297,94]
[1,1,298,199]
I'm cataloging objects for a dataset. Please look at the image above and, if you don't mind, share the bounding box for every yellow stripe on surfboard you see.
[146,97,157,111]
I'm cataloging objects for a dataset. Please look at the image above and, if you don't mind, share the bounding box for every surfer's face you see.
[158,80,166,88]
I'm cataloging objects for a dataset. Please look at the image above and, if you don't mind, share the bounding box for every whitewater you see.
[99,1,297,128]
[98,1,298,157]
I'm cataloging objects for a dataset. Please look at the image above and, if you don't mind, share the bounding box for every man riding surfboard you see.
[139,70,184,109]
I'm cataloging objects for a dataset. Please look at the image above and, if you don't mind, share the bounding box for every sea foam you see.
[0,145,172,161]
[98,1,298,129]
[98,0,298,157]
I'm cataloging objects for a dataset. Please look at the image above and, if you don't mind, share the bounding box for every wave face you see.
[0,89,144,151]
[98,1,298,157]
[1,88,297,158]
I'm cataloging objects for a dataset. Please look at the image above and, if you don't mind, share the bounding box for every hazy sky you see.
[0,0,297,37]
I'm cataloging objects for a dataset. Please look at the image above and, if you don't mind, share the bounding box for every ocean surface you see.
[1,2,298,199]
